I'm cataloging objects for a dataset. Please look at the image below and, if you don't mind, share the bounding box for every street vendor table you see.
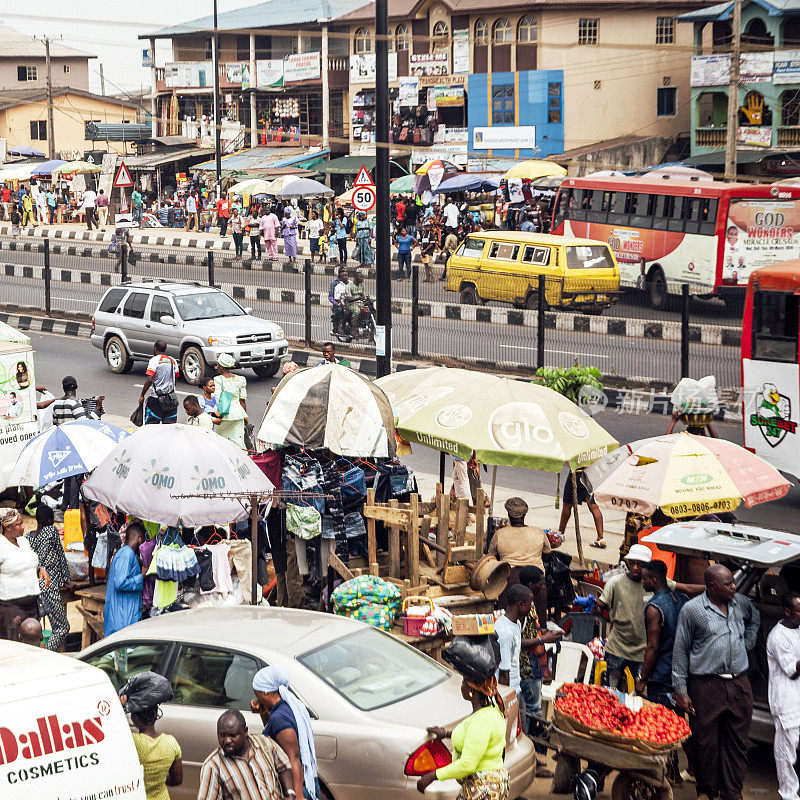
[75,584,107,648]
[393,628,447,663]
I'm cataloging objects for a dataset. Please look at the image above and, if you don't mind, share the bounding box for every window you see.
[458,237,486,258]
[493,18,512,44]
[475,18,488,45]
[205,38,213,59]
[171,646,262,709]
[548,82,562,124]
[150,295,174,323]
[63,64,71,74]
[29,120,47,140]
[656,17,676,44]
[753,291,800,362]
[298,628,448,711]
[491,84,514,124]
[488,241,520,260]
[173,291,244,321]
[396,24,410,51]
[122,292,148,319]
[657,86,677,116]
[354,27,372,54]
[236,34,249,60]
[99,287,127,314]
[522,245,551,265]
[17,65,38,82]
[565,245,615,271]
[518,16,538,43]
[82,643,170,693]
[578,18,599,45]
[432,21,449,49]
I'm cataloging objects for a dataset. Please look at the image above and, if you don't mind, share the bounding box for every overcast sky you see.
[3,1,263,96]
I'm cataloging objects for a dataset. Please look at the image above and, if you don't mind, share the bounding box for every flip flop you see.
[589,539,607,549]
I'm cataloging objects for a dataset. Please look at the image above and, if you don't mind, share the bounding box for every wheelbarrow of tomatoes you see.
[548,683,690,800]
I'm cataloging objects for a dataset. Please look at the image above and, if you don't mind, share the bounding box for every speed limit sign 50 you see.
[352,185,376,212]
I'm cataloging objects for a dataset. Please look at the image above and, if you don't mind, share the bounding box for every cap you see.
[504,497,529,517]
[217,353,236,369]
[624,544,653,564]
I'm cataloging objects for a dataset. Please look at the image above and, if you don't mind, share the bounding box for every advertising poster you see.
[737,126,772,148]
[225,62,243,84]
[433,85,465,107]
[741,51,774,82]
[256,59,284,88]
[410,51,449,77]
[743,359,800,477]
[453,29,469,73]
[690,54,730,87]
[349,52,398,83]
[398,77,419,106]
[724,198,800,285]
[0,345,35,426]
[284,52,321,82]
[774,50,800,83]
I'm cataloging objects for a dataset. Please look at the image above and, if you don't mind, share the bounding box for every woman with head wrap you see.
[281,207,299,265]
[355,211,374,268]
[0,509,48,641]
[251,665,318,800]
[416,669,509,799]
[214,353,248,450]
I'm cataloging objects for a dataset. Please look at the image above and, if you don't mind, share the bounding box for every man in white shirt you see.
[495,583,533,694]
[139,340,179,424]
[443,196,459,237]
[768,591,800,800]
[184,395,215,430]
[186,193,198,231]
[82,188,98,230]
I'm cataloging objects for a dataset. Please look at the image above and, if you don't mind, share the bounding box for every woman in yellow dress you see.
[214,353,248,449]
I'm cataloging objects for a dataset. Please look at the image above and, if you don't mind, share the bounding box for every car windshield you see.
[173,291,245,321]
[298,628,449,711]
[565,245,615,270]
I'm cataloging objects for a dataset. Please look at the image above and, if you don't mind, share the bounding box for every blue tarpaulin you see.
[31,159,66,176]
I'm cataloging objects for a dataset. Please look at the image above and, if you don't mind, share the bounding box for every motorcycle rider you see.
[343,270,368,337]
[328,267,349,334]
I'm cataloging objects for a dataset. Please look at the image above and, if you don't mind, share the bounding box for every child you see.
[327,231,338,265]
[10,206,20,238]
[319,231,329,265]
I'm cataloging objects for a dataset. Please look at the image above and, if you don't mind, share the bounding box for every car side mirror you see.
[160,315,176,326]
[243,307,253,315]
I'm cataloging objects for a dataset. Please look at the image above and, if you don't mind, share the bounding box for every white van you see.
[0,642,146,799]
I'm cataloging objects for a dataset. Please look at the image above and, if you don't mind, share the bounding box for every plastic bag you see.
[119,671,174,713]
[670,376,718,414]
[442,634,501,684]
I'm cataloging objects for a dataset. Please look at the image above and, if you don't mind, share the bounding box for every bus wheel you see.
[648,268,668,310]
[460,285,480,305]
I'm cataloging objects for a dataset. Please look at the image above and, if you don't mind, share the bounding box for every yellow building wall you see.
[0,94,135,157]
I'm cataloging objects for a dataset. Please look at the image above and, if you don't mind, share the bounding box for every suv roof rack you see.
[119,279,207,290]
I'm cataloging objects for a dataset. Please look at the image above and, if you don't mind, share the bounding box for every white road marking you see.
[498,344,610,360]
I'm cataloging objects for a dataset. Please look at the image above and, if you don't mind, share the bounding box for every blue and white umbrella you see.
[11,419,130,488]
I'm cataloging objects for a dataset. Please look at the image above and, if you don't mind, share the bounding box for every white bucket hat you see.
[624,544,653,564]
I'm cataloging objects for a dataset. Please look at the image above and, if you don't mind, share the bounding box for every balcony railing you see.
[695,127,726,147]
[778,126,800,147]
[328,56,348,71]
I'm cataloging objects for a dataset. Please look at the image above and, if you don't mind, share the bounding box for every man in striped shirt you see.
[198,710,295,800]
[51,376,87,511]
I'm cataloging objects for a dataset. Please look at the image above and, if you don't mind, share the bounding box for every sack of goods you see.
[119,671,175,713]
[331,574,401,631]
[442,634,501,685]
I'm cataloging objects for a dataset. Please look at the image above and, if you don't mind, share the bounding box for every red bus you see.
[742,262,800,478]
[551,176,800,310]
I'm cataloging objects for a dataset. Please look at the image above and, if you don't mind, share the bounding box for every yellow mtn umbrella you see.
[502,160,566,181]
[230,178,271,196]
[52,161,102,177]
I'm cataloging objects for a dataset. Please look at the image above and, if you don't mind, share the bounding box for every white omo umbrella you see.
[83,424,274,527]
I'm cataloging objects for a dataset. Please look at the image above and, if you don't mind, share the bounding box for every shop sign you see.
[472,126,536,150]
[741,51,774,83]
[165,61,213,88]
[690,55,730,87]
[453,29,469,74]
[350,52,398,83]
[774,50,800,83]
[737,126,772,148]
[398,77,419,106]
[410,51,449,77]
[284,52,321,82]
[256,59,284,88]
[444,127,468,142]
[419,74,465,88]
[411,145,467,165]
[433,85,464,107]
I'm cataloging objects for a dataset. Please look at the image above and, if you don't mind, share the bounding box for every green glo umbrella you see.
[390,174,415,194]
[375,366,617,471]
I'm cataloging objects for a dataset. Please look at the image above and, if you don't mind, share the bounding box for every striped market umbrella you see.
[11,419,130,489]
[257,363,396,457]
[586,432,790,518]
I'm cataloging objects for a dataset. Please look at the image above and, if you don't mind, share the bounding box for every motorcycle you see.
[333,297,376,344]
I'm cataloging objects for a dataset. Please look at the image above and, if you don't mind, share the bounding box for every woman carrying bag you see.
[214,353,248,449]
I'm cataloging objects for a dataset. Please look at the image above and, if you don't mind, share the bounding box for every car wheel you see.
[181,346,208,386]
[460,285,480,305]
[318,781,335,800]
[648,268,668,310]
[104,336,133,374]
[253,361,281,379]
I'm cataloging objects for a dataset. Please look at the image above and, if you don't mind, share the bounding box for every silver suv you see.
[90,281,289,385]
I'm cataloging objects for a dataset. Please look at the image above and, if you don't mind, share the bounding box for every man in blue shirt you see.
[104,523,146,636]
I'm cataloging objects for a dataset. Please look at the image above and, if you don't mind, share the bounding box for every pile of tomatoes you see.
[555,683,690,744]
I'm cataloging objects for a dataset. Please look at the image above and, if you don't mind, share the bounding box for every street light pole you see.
[374,0,391,377]
[724,0,742,181]
[212,0,223,198]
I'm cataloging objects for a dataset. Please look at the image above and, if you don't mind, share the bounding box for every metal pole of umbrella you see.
[249,494,259,606]
[439,451,446,487]
[570,470,585,566]
[489,465,497,516]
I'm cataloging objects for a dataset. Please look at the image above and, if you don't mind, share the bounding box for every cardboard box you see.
[451,613,495,636]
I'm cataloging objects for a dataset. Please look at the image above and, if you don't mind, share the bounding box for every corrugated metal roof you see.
[193,146,330,171]
[125,148,216,169]
[0,88,139,112]
[0,25,91,59]
[143,0,370,38]
[85,122,153,142]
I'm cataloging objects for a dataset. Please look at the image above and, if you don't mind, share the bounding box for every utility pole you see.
[724,0,742,181]
[44,36,55,160]
[374,0,391,377]
[212,0,222,199]
[100,63,111,154]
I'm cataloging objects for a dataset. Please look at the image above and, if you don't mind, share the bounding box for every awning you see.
[316,154,409,175]
[124,147,216,169]
[194,146,330,174]
[0,160,45,181]
[84,121,153,142]
[683,147,800,167]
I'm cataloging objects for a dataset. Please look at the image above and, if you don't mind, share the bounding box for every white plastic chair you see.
[540,641,595,706]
